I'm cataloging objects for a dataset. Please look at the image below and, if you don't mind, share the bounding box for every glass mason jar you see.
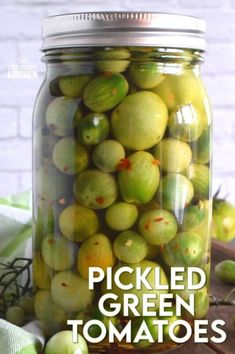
[33,12,212,353]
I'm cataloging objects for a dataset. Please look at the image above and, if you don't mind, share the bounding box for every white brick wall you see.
[0,0,235,204]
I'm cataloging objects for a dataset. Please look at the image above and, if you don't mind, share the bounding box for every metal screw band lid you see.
[42,12,206,51]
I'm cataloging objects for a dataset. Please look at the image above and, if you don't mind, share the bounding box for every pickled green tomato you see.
[45,331,88,354]
[5,306,25,326]
[182,204,207,232]
[35,126,59,161]
[138,209,177,246]
[94,47,131,60]
[18,296,34,316]
[51,271,94,313]
[118,151,160,204]
[157,173,194,211]
[153,138,192,173]
[111,261,168,315]
[152,72,201,111]
[193,287,209,319]
[84,73,129,112]
[41,234,76,271]
[191,128,211,164]
[111,91,168,150]
[34,290,67,336]
[162,232,204,267]
[96,60,130,73]
[33,252,52,290]
[93,140,125,173]
[171,271,200,301]
[36,163,71,202]
[169,104,203,142]
[131,316,159,348]
[74,170,118,209]
[183,163,210,199]
[59,75,92,98]
[129,62,166,89]
[77,233,115,279]
[77,113,109,146]
[52,137,89,175]
[46,97,80,137]
[59,204,99,243]
[113,231,148,264]
[105,202,138,231]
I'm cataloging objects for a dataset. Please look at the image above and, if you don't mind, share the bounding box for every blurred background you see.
[0,0,235,200]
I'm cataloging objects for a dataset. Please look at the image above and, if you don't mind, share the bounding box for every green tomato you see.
[74,169,118,209]
[34,290,67,336]
[77,233,115,279]
[169,104,203,142]
[84,73,129,112]
[51,271,94,313]
[212,199,235,242]
[152,72,201,111]
[45,331,88,354]
[171,271,200,301]
[36,163,72,202]
[46,97,81,137]
[95,60,130,73]
[59,204,99,243]
[94,48,131,60]
[5,306,25,326]
[162,232,204,267]
[77,112,109,146]
[183,163,210,199]
[131,317,159,348]
[105,202,138,231]
[41,234,76,271]
[111,91,168,150]
[114,230,148,264]
[138,209,177,246]
[18,296,34,316]
[59,75,92,98]
[153,138,192,173]
[118,151,160,204]
[215,260,235,284]
[93,139,125,173]
[182,204,207,232]
[111,260,168,315]
[33,252,52,290]
[191,128,212,164]
[52,137,89,175]
[157,173,194,211]
[129,62,166,89]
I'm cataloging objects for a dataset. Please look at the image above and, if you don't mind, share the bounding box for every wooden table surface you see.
[96,240,235,354]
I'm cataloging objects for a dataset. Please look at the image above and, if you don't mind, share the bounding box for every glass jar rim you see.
[42,12,206,52]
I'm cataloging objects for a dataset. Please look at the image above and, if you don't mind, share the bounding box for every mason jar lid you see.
[42,12,206,51]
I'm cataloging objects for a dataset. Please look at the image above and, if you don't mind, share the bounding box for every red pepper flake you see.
[96,196,105,205]
[164,221,169,225]
[104,71,113,77]
[152,159,161,166]
[144,222,150,230]
[94,242,99,245]
[63,166,69,172]
[168,94,175,103]
[61,282,67,287]
[117,158,132,171]
[173,243,180,251]
[154,217,164,222]
[160,245,164,253]
[48,238,54,245]
[112,88,118,95]
[86,256,92,260]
